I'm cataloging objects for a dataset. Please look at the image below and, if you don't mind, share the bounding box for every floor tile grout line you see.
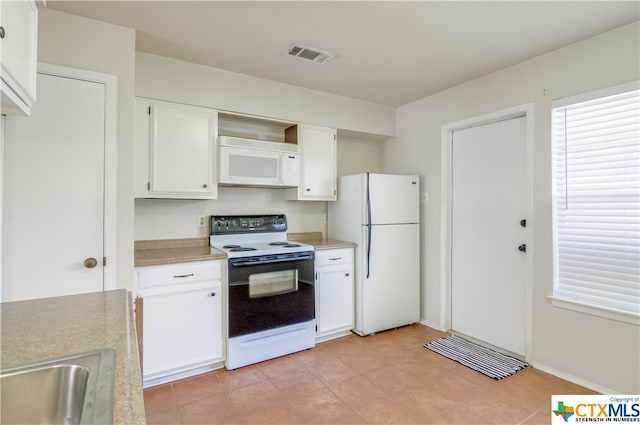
[517,405,546,425]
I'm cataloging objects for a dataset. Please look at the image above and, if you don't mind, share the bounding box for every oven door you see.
[228,252,315,338]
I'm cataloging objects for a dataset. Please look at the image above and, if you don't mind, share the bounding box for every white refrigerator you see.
[328,173,420,335]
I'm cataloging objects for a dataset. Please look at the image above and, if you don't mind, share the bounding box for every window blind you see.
[551,84,640,316]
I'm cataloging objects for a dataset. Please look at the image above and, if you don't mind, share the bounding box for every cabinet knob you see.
[345,273,350,277]
[305,188,311,192]
[210,292,216,297]
[202,184,208,188]
[83,257,98,269]
[0,27,5,39]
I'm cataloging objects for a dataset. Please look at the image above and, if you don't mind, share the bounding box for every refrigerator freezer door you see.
[356,223,420,335]
[367,174,419,225]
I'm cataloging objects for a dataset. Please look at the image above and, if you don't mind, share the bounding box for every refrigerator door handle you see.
[366,173,372,279]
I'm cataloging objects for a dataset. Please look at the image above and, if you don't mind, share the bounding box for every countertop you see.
[134,234,355,267]
[0,289,146,425]
[135,237,225,267]
[289,232,357,250]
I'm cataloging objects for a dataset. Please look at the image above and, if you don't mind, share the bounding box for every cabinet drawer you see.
[136,260,222,289]
[316,249,353,267]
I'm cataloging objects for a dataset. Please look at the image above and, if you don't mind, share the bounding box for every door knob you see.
[83,257,98,269]
[518,244,527,253]
[520,219,527,228]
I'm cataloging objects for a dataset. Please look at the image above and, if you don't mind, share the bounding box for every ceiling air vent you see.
[285,44,335,65]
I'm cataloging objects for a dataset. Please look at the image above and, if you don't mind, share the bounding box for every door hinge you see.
[315,272,318,281]
[103,257,107,266]
[148,106,151,115]
[147,182,150,190]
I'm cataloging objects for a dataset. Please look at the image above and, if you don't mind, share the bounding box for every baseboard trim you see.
[531,361,621,395]
[419,319,445,331]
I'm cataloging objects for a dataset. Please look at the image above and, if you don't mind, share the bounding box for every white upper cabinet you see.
[285,124,337,201]
[0,0,38,116]
[135,98,218,199]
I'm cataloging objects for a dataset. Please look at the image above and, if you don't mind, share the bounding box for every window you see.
[551,82,640,321]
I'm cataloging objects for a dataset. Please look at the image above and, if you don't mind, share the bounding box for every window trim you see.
[550,80,640,326]
[547,295,639,326]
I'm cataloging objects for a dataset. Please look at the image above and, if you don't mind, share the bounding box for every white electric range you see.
[210,214,316,369]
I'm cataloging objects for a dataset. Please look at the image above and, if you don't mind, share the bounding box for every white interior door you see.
[3,72,105,301]
[451,116,527,355]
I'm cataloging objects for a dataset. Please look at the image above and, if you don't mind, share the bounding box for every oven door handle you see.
[229,253,314,267]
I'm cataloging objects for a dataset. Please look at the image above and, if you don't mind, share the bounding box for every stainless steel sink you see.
[0,349,115,425]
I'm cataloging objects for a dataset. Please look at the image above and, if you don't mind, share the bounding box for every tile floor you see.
[143,324,597,424]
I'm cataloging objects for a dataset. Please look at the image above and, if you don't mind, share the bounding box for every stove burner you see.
[223,245,241,249]
[229,247,257,252]
[268,242,301,248]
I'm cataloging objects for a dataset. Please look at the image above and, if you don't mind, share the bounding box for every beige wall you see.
[385,21,640,393]
[37,9,136,290]
[337,135,382,177]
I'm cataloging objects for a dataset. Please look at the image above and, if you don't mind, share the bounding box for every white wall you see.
[136,52,395,138]
[134,54,383,241]
[37,9,136,290]
[134,135,381,241]
[385,21,640,393]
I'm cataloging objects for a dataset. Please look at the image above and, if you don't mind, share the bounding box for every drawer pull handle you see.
[329,257,342,261]
[173,273,194,278]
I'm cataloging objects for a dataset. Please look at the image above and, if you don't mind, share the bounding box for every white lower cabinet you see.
[135,260,224,387]
[315,248,354,342]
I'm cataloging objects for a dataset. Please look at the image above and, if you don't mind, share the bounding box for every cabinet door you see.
[145,101,218,199]
[0,0,38,116]
[316,265,354,337]
[143,284,222,379]
[286,125,337,201]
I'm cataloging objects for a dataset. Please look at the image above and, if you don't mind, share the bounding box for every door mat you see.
[424,335,528,380]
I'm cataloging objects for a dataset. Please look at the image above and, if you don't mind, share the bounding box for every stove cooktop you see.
[213,241,313,258]
[209,214,313,258]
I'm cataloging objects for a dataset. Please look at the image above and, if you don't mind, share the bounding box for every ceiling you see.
[46,1,639,107]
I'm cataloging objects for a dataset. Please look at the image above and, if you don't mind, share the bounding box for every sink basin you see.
[1,349,115,425]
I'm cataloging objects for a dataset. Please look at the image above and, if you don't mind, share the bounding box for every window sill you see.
[547,296,639,326]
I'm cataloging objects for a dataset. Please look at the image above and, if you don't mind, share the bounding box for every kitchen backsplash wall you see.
[134,187,325,240]
[134,135,382,241]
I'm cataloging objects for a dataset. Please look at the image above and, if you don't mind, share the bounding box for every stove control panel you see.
[211,214,287,235]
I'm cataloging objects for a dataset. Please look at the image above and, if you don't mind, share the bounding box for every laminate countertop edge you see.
[135,236,355,266]
[0,289,146,424]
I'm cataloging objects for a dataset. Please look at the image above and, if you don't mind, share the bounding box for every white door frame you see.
[440,104,534,360]
[36,63,118,291]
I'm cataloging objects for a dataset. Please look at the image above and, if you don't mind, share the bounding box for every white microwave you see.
[219,136,300,187]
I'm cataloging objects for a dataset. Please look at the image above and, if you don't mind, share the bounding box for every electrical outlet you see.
[198,215,207,228]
